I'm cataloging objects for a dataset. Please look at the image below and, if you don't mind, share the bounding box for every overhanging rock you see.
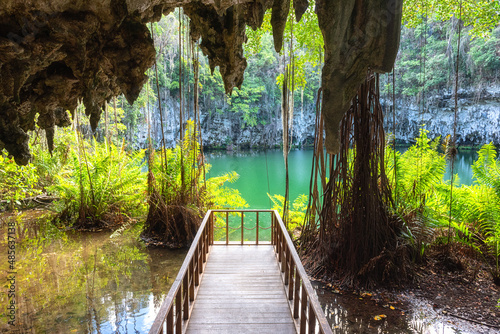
[317,0,403,154]
[0,0,402,164]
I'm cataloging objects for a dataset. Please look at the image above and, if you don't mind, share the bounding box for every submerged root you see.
[60,206,135,231]
[141,190,201,248]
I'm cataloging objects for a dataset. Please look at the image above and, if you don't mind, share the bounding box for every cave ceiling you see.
[0,0,402,165]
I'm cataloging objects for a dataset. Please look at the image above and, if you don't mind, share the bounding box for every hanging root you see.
[301,72,410,288]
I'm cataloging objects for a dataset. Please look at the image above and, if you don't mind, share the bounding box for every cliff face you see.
[131,94,316,150]
[384,85,500,146]
[0,0,403,164]
[128,84,500,150]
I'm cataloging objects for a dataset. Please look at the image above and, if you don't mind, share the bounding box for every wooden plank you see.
[185,245,296,334]
[188,304,291,312]
[188,312,294,324]
[186,323,297,333]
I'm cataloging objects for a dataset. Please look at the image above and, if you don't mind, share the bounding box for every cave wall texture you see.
[0,0,402,164]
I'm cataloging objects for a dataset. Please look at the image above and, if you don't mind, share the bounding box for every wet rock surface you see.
[317,0,403,154]
[0,6,156,164]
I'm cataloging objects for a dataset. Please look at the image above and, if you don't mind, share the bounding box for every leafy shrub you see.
[142,120,247,247]
[269,193,308,232]
[51,139,146,229]
[0,153,40,209]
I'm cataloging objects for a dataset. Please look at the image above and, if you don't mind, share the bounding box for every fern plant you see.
[142,120,247,247]
[51,139,146,229]
[0,152,40,209]
[269,193,308,232]
[30,128,75,189]
[395,129,446,209]
[386,129,446,259]
[470,143,500,281]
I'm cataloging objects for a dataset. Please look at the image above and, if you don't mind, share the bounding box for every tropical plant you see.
[388,138,500,282]
[142,120,247,247]
[30,127,75,189]
[269,193,308,231]
[51,138,146,229]
[0,152,40,209]
[385,129,448,260]
[403,0,500,39]
[470,143,500,281]
[389,128,446,212]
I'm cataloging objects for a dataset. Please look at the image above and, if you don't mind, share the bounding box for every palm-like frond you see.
[50,139,146,227]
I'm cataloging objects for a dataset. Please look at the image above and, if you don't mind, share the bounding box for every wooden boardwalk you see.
[149,210,332,334]
[186,245,296,333]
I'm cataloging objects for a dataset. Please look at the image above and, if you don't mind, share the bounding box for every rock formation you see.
[0,0,403,164]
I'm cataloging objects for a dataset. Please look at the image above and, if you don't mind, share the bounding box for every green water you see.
[0,218,186,334]
[206,148,478,209]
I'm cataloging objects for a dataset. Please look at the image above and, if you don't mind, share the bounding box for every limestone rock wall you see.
[384,85,500,146]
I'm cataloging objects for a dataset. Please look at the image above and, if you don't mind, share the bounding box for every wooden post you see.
[198,243,202,274]
[277,231,282,264]
[209,212,213,245]
[294,268,300,318]
[167,308,173,333]
[203,226,208,261]
[194,253,200,286]
[288,259,294,300]
[183,275,189,320]
[241,212,244,245]
[271,214,275,245]
[256,211,259,245]
[189,259,195,301]
[284,247,290,283]
[300,283,307,334]
[175,292,182,333]
[202,235,207,263]
[226,211,229,245]
[308,303,316,334]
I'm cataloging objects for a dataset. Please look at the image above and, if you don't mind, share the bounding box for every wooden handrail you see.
[148,210,212,334]
[149,209,332,334]
[271,210,333,334]
[211,209,275,244]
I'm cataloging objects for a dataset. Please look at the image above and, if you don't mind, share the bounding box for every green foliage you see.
[51,139,146,228]
[470,144,500,271]
[387,21,500,101]
[150,120,247,210]
[247,3,322,96]
[387,135,500,273]
[472,143,500,196]
[391,128,446,210]
[205,171,248,209]
[0,152,40,206]
[403,0,500,38]
[269,193,308,231]
[30,128,75,189]
[470,27,500,76]
[229,80,265,127]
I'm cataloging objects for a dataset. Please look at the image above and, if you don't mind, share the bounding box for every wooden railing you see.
[149,209,332,334]
[271,211,333,334]
[148,211,212,334]
[211,209,275,244]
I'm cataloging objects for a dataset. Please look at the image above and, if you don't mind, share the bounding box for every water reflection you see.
[0,223,186,333]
